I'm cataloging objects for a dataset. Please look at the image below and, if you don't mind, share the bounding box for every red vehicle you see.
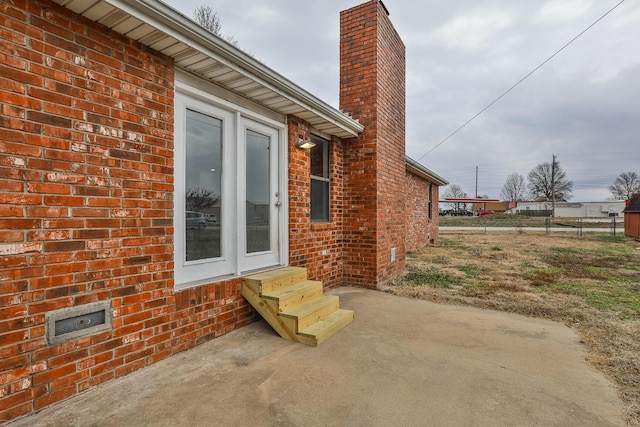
[477,210,495,216]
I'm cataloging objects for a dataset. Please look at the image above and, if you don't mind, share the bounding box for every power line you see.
[416,0,627,162]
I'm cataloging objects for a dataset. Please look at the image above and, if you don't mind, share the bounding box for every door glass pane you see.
[246,129,270,253]
[185,109,222,262]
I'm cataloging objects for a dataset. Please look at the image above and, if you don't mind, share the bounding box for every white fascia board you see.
[406,156,448,186]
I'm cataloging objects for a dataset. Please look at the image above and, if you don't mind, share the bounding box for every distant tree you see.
[186,187,219,211]
[527,161,573,202]
[609,171,640,200]
[444,184,466,199]
[444,184,466,209]
[500,172,527,202]
[194,5,221,34]
[193,5,239,47]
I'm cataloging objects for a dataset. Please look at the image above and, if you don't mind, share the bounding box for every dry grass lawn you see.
[384,231,640,425]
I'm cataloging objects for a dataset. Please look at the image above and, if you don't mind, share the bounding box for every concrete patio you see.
[8,288,624,427]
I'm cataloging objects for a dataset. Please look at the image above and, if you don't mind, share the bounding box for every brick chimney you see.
[340,1,406,288]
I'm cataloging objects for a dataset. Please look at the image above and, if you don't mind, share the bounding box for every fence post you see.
[611,218,616,236]
[546,217,550,235]
[577,218,583,237]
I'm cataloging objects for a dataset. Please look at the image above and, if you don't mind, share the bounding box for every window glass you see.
[310,140,327,178]
[185,109,222,261]
[428,183,433,220]
[246,129,271,253]
[310,135,330,222]
[311,179,329,221]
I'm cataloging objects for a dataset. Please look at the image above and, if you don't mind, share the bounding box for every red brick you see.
[0,361,47,385]
[28,297,73,314]
[0,64,43,86]
[26,182,71,195]
[33,385,77,411]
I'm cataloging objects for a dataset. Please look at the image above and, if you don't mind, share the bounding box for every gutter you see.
[405,156,448,186]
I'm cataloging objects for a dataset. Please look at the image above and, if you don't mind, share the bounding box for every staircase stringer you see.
[241,285,300,343]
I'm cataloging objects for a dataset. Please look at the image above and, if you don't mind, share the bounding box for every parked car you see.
[205,214,217,223]
[452,209,474,216]
[440,209,473,216]
[477,210,495,216]
[186,211,206,230]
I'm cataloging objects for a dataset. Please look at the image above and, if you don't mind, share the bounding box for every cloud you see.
[411,8,514,50]
[536,0,594,23]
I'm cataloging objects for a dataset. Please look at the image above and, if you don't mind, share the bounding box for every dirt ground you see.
[384,230,640,425]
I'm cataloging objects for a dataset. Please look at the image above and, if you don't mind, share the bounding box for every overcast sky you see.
[163,0,639,201]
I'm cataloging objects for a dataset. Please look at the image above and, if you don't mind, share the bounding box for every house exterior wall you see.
[0,1,259,421]
[340,0,407,288]
[405,172,440,251]
[287,116,346,288]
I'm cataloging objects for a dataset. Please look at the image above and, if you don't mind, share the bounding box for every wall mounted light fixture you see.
[297,138,316,150]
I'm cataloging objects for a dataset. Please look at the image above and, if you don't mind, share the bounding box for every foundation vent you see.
[46,301,112,345]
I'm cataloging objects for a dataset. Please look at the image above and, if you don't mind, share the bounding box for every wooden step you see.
[280,295,339,332]
[243,266,307,295]
[241,267,353,346]
[261,280,323,313]
[298,309,354,346]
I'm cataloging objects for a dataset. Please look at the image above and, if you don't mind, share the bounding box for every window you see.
[428,183,433,220]
[310,134,330,222]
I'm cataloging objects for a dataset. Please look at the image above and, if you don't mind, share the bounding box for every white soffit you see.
[52,0,363,138]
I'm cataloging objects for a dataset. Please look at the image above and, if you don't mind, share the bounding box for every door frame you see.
[174,79,289,289]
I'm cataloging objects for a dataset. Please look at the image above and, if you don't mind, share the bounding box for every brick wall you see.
[374,1,406,284]
[405,173,440,251]
[287,116,345,288]
[0,1,257,421]
[340,0,406,288]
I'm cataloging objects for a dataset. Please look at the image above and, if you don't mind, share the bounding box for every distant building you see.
[509,201,626,218]
[472,201,510,213]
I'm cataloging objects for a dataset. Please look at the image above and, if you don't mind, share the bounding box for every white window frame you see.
[310,134,330,223]
[174,81,288,289]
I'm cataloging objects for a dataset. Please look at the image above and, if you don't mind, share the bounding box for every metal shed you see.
[623,193,640,238]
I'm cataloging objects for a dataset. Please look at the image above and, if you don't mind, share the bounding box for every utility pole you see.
[475,166,478,198]
[551,154,556,218]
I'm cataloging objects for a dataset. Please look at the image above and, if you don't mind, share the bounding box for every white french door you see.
[174,83,286,288]
[239,118,281,272]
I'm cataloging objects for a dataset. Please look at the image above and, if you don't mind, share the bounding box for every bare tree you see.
[186,187,219,211]
[444,184,466,199]
[194,5,222,34]
[527,161,573,201]
[609,171,640,200]
[443,184,466,209]
[500,172,527,202]
[193,5,239,47]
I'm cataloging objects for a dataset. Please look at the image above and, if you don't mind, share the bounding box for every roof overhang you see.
[405,157,448,186]
[442,198,500,203]
[623,193,640,213]
[53,0,364,139]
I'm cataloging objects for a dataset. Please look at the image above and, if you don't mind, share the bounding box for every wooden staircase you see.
[242,267,353,346]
